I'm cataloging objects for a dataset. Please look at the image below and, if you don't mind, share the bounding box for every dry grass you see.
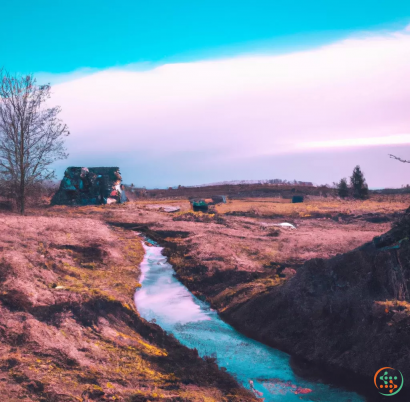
[134,199,192,212]
[0,211,254,401]
[1,194,406,400]
[216,196,410,217]
[14,194,406,400]
[108,195,408,316]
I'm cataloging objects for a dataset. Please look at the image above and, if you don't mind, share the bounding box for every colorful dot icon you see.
[375,368,402,396]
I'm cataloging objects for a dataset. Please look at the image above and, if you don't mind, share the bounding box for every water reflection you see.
[135,244,364,402]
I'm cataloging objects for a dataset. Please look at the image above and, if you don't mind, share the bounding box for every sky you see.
[2,1,410,188]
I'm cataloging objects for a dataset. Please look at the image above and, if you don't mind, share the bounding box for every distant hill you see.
[127,182,333,200]
[193,179,314,187]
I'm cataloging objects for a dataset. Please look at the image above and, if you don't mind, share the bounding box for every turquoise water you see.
[134,244,364,402]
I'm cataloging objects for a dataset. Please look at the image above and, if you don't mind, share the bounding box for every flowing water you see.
[134,243,364,401]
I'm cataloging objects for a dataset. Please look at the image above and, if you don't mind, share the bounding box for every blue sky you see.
[4,1,410,73]
[3,1,410,188]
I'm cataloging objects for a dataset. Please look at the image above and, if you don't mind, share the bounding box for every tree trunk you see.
[19,183,25,214]
[20,128,25,215]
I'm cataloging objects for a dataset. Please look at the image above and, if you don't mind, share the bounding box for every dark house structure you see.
[51,167,126,206]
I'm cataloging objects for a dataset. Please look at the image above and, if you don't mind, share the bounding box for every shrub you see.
[337,178,349,198]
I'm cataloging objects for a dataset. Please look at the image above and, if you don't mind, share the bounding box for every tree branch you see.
[389,154,410,163]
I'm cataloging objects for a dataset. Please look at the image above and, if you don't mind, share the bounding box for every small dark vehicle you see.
[292,195,304,203]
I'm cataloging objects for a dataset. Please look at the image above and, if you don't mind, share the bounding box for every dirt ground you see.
[0,212,255,402]
[117,196,404,271]
[114,195,409,400]
[41,196,405,316]
[1,194,409,401]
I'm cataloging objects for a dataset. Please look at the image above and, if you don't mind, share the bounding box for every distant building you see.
[51,167,126,206]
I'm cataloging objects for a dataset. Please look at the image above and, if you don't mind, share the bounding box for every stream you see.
[134,243,364,401]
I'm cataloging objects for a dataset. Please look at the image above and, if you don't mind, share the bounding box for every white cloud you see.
[48,24,410,185]
[298,134,410,149]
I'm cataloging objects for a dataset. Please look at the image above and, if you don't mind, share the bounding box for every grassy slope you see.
[0,208,256,402]
[100,196,410,399]
[4,195,407,400]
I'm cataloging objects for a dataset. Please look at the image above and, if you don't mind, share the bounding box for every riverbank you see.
[0,213,256,401]
[14,195,409,400]
[135,241,365,401]
[138,216,410,401]
[94,196,410,401]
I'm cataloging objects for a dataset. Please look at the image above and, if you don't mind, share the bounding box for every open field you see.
[115,196,405,270]
[216,196,410,217]
[2,192,410,400]
[33,194,403,314]
[93,193,409,399]
[40,194,407,279]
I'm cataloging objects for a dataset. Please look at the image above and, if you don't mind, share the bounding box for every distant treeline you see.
[124,182,334,200]
[372,186,410,195]
[191,179,314,187]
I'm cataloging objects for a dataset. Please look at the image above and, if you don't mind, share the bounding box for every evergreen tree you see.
[337,178,349,198]
[350,165,368,199]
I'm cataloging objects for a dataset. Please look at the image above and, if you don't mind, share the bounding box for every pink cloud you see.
[49,25,410,186]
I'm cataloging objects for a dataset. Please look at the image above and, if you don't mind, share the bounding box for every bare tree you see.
[0,69,69,214]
